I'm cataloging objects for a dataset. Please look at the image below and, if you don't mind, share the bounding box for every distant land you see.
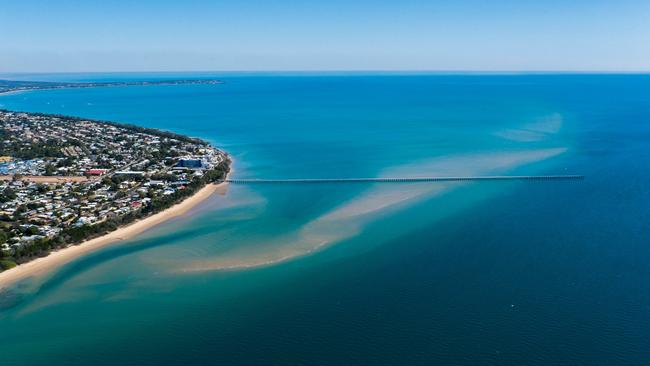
[0,78,223,94]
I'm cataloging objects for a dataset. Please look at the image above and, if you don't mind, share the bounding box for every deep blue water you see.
[1,73,649,365]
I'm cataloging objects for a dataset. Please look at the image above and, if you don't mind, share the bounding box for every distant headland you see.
[0,78,223,95]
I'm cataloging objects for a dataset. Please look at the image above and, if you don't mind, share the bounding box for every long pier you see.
[226,175,584,184]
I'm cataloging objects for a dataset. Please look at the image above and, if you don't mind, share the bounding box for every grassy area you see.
[0,259,17,270]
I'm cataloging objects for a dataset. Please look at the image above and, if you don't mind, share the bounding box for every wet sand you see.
[179,148,568,274]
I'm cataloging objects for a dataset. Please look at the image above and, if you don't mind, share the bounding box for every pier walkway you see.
[226,175,584,184]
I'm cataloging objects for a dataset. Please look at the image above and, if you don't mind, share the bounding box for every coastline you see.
[0,90,30,97]
[0,179,229,290]
[0,79,224,97]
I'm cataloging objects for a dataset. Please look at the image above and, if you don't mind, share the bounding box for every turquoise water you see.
[1,74,650,365]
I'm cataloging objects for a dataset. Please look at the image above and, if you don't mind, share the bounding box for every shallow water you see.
[1,73,649,365]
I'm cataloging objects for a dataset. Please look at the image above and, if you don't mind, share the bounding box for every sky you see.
[1,0,649,73]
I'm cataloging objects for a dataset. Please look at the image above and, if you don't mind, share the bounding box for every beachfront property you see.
[0,110,229,268]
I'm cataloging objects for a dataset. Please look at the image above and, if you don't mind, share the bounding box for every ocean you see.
[1,73,650,365]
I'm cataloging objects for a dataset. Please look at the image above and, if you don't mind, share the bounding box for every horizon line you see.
[2,70,650,76]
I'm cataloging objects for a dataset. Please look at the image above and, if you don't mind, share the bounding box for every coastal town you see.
[0,109,230,270]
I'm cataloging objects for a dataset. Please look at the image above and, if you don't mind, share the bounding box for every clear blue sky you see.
[1,0,649,72]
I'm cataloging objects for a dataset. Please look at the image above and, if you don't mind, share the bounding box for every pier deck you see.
[226,175,584,184]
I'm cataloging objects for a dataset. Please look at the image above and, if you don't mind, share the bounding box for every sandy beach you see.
[0,89,31,97]
[0,180,228,290]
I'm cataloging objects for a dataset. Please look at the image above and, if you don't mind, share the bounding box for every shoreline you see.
[0,80,224,97]
[0,179,229,290]
[0,90,28,96]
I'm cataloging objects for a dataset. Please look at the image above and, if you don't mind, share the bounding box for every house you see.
[87,169,109,176]
[176,159,203,169]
